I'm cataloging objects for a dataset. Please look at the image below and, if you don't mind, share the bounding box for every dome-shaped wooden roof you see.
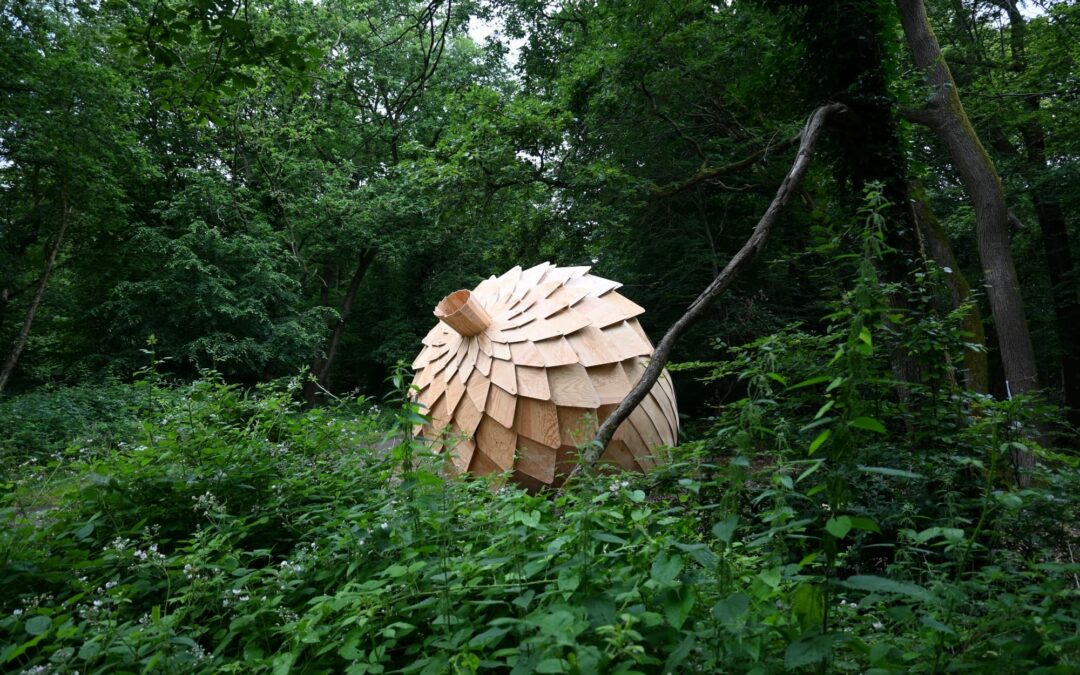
[411,262,677,489]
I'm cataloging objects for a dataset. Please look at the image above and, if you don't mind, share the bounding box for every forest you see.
[2,0,1079,671]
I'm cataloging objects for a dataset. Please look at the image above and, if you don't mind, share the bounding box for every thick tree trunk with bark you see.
[908,181,990,393]
[303,248,377,406]
[570,103,848,475]
[0,199,70,396]
[995,0,1080,426]
[896,0,1038,479]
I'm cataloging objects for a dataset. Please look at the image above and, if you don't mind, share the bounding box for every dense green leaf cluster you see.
[2,351,1078,672]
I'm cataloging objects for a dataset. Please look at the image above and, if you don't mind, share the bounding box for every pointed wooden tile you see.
[517,365,551,400]
[599,439,641,472]
[490,358,517,394]
[509,340,545,367]
[640,391,676,445]
[448,439,476,473]
[547,364,600,408]
[566,325,615,367]
[516,436,557,484]
[515,397,560,448]
[566,274,621,296]
[455,391,483,436]
[485,384,517,429]
[513,262,551,304]
[534,337,579,367]
[475,417,516,470]
[557,406,598,446]
[586,362,632,405]
[602,321,653,359]
[491,341,512,360]
[429,393,450,432]
[466,371,490,413]
[469,447,505,476]
[475,349,492,377]
[445,374,466,416]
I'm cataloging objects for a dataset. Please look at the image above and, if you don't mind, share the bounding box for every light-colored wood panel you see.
[547,364,600,408]
[542,308,590,338]
[628,319,653,348]
[566,274,621,296]
[513,262,550,304]
[557,406,599,446]
[640,391,676,445]
[448,439,475,473]
[566,325,615,367]
[459,338,479,382]
[491,341,512,360]
[469,447,504,477]
[414,363,436,390]
[485,384,517,429]
[429,393,451,433]
[475,416,516,470]
[445,373,466,417]
[599,439,641,473]
[516,436,557,484]
[603,292,646,322]
[477,332,493,356]
[472,276,500,308]
[533,337,579,367]
[627,407,662,471]
[465,370,490,412]
[542,266,577,286]
[587,362,632,405]
[475,349,492,376]
[516,365,551,400]
[454,389,483,435]
[490,358,517,394]
[615,415,655,472]
[495,265,523,307]
[444,341,468,381]
[654,370,680,437]
[509,340,545,367]
[515,397,560,448]
[602,322,653,359]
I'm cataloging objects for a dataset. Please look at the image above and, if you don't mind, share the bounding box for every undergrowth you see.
[1,189,1078,673]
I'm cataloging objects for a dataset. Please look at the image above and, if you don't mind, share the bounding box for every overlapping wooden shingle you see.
[411,262,678,489]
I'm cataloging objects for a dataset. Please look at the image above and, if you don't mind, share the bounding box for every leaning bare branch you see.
[566,102,848,480]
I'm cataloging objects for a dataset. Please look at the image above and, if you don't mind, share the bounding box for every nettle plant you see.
[673,185,1080,671]
[1,188,1077,673]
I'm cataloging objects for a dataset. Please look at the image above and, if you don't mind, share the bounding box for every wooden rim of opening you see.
[434,289,491,337]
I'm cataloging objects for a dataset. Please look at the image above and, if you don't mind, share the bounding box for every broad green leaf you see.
[712,515,738,544]
[826,516,852,539]
[712,593,749,627]
[24,615,51,636]
[841,575,936,603]
[848,416,886,434]
[651,552,683,586]
[809,429,831,454]
[858,465,922,479]
[785,633,838,669]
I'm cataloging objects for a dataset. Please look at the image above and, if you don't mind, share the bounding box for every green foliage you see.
[3,313,1079,673]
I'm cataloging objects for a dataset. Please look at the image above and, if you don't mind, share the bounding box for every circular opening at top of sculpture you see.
[434,289,491,337]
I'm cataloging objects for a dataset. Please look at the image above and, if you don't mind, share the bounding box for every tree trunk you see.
[569,103,847,476]
[895,0,1039,480]
[908,180,990,393]
[995,0,1080,427]
[0,198,70,396]
[303,248,378,407]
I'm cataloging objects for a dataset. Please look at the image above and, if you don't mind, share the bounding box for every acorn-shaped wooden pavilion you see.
[410,262,678,489]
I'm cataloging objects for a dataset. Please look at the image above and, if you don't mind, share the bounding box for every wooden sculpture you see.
[410,262,678,489]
